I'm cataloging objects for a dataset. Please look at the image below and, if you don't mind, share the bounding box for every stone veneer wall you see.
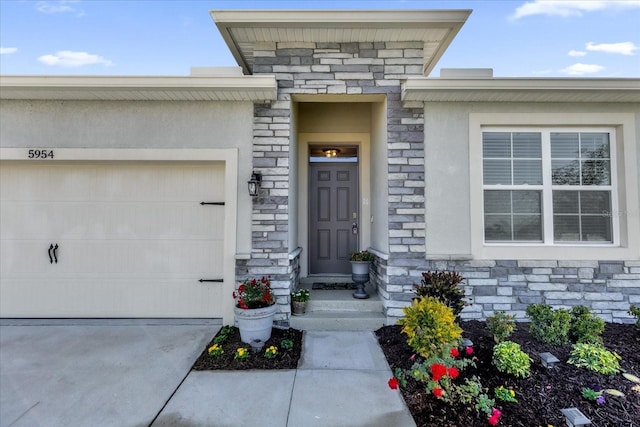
[237,41,427,324]
[383,259,640,324]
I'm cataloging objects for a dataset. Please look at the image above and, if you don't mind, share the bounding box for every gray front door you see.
[309,163,359,274]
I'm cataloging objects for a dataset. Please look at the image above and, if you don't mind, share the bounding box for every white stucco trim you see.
[403,78,640,103]
[0,148,239,322]
[468,113,639,260]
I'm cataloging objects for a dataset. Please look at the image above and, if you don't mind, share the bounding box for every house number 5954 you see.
[28,149,54,159]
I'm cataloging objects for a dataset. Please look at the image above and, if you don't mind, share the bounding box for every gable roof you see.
[211,9,471,76]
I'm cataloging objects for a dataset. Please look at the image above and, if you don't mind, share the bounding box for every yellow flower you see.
[510,389,515,396]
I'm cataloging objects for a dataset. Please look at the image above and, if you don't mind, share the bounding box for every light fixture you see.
[248,171,261,197]
[323,148,340,158]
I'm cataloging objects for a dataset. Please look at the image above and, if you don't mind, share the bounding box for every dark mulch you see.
[376,321,640,427]
[192,327,303,371]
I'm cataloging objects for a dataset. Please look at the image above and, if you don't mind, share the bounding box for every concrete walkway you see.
[1,322,415,427]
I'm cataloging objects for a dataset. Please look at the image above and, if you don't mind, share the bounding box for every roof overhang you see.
[0,75,278,101]
[210,9,471,76]
[402,78,640,103]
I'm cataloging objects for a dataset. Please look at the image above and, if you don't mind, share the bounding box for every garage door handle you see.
[200,202,225,206]
[48,244,54,264]
[199,279,223,283]
[53,244,58,263]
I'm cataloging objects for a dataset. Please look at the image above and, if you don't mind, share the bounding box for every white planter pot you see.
[350,260,371,275]
[234,304,277,349]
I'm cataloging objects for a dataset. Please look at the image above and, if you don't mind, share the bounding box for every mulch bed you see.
[376,321,640,427]
[192,326,303,371]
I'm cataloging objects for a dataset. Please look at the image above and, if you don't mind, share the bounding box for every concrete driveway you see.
[0,319,219,427]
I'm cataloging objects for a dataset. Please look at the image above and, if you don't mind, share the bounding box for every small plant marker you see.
[539,352,560,368]
[560,407,591,427]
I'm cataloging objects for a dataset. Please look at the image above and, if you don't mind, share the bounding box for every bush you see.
[486,311,516,342]
[492,341,531,378]
[629,305,640,328]
[398,296,463,359]
[413,270,468,317]
[567,343,621,375]
[525,304,571,345]
[570,305,604,344]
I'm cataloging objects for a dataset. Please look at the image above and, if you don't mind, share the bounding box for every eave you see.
[0,75,278,101]
[211,9,471,76]
[402,77,640,103]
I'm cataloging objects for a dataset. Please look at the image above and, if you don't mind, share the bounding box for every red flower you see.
[450,347,459,358]
[430,363,447,381]
[433,387,444,398]
[447,367,459,379]
[488,415,499,425]
[238,284,246,293]
[465,346,474,355]
[388,377,399,390]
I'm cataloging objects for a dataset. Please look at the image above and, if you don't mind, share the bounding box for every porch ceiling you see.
[210,9,471,76]
[402,77,640,103]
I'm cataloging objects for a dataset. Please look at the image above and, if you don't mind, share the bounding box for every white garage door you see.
[0,161,226,318]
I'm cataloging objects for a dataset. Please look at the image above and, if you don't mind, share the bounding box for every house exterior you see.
[1,10,639,325]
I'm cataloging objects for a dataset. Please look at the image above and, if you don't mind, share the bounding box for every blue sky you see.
[1,0,639,77]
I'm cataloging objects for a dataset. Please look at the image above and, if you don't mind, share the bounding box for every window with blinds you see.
[482,129,614,244]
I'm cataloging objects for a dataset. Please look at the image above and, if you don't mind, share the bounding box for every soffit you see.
[0,75,277,101]
[211,9,471,76]
[402,78,640,103]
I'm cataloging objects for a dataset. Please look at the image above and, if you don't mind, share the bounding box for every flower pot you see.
[350,260,371,299]
[292,301,307,316]
[234,303,277,350]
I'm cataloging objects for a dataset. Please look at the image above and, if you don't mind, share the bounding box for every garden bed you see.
[376,321,640,427]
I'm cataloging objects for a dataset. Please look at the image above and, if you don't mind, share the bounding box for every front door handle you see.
[53,244,58,264]
[352,222,358,235]
[48,244,54,264]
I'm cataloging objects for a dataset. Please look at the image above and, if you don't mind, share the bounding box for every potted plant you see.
[233,276,277,350]
[291,289,310,316]
[350,250,374,299]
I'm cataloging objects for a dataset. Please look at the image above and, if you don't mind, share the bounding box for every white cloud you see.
[586,41,638,55]
[0,47,18,55]
[512,0,640,19]
[568,50,587,57]
[37,1,84,16]
[38,50,113,67]
[559,63,605,75]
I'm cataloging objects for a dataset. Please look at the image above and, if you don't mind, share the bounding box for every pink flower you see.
[488,415,499,425]
[433,387,444,398]
[450,347,459,357]
[465,346,474,355]
[388,377,399,390]
[409,354,416,361]
[491,408,501,417]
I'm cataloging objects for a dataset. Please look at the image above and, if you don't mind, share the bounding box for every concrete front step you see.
[290,311,387,331]
[290,288,386,331]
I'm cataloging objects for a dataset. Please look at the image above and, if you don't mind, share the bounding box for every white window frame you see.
[469,113,639,261]
[481,127,619,246]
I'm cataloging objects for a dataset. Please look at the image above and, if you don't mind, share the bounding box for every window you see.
[482,129,616,244]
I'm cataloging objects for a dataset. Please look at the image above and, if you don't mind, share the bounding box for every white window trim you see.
[481,127,619,246]
[469,113,639,260]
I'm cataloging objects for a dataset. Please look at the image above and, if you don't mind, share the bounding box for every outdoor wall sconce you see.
[323,148,340,158]
[560,407,591,426]
[538,352,560,369]
[248,171,262,197]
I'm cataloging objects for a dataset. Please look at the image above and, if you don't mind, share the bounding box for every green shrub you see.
[492,341,531,378]
[567,343,621,375]
[629,305,640,328]
[398,296,463,359]
[525,304,571,345]
[486,311,516,342]
[570,305,605,344]
[413,270,468,317]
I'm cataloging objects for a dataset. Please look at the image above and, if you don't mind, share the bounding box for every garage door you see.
[0,161,225,318]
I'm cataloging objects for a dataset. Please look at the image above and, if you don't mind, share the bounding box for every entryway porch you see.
[289,275,386,331]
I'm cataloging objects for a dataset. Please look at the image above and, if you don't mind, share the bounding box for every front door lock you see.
[352,222,358,235]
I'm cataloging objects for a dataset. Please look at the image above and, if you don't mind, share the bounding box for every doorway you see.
[308,147,359,274]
